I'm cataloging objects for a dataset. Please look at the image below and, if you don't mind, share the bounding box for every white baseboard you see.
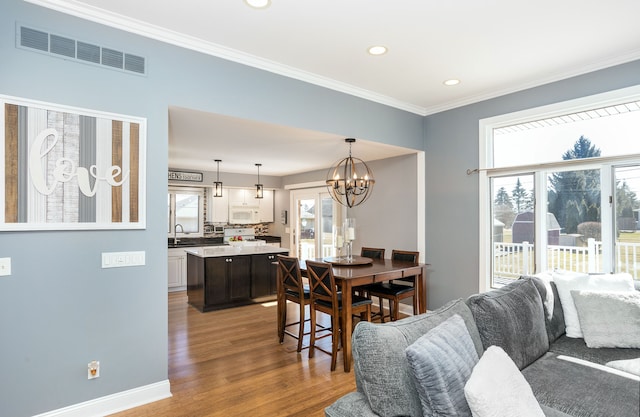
[33,380,171,417]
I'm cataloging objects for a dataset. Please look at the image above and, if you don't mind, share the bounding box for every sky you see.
[492,106,640,197]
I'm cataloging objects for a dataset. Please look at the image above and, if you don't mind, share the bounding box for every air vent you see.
[20,26,48,52]
[17,24,146,76]
[102,47,124,69]
[77,41,100,64]
[125,53,146,74]
[50,34,75,58]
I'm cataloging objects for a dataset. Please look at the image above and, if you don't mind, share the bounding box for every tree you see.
[512,178,529,213]
[548,136,601,234]
[616,179,640,231]
[494,187,515,228]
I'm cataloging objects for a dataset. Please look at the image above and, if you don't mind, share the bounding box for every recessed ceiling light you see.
[443,79,461,86]
[368,45,388,56]
[244,0,271,9]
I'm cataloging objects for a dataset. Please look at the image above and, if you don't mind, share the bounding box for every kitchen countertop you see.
[184,245,289,258]
[168,236,225,248]
[168,235,281,248]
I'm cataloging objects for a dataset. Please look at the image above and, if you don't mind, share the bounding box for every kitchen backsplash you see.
[203,222,271,237]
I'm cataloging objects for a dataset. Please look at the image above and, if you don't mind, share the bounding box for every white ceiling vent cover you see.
[17,24,146,76]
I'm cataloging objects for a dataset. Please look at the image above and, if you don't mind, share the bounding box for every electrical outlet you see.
[0,257,11,276]
[88,360,100,379]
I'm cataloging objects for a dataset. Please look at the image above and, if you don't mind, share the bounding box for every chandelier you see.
[326,138,375,207]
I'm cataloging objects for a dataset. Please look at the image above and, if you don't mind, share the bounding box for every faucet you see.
[174,224,184,245]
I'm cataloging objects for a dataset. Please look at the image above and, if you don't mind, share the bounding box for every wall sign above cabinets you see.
[168,170,203,182]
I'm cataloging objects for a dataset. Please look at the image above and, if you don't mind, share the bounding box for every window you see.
[168,186,204,238]
[480,86,640,290]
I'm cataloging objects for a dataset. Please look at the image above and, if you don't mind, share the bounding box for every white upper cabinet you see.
[228,188,258,207]
[207,191,229,223]
[257,190,274,223]
[217,188,274,223]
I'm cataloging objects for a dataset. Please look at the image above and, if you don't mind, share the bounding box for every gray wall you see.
[282,153,421,255]
[3,1,639,415]
[423,60,640,309]
[0,1,423,416]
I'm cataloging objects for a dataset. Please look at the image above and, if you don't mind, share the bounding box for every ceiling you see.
[31,0,640,175]
[168,106,412,175]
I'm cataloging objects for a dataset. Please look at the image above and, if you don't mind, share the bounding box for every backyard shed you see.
[512,212,561,245]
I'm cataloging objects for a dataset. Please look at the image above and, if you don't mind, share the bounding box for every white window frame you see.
[168,186,205,238]
[478,85,640,292]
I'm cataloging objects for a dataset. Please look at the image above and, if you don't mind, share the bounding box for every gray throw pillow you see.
[352,298,483,417]
[405,314,479,417]
[571,290,640,348]
[466,277,549,370]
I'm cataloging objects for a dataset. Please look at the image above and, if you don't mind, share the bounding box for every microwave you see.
[229,207,259,224]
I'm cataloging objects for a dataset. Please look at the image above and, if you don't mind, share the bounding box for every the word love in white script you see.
[29,128,130,197]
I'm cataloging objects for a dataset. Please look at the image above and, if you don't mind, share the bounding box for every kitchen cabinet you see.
[187,253,252,311]
[251,253,278,298]
[229,188,258,207]
[206,255,251,303]
[168,247,191,291]
[257,190,274,223]
[207,191,229,223]
[228,188,274,223]
[186,246,288,312]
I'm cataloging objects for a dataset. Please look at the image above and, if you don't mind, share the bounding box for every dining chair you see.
[356,247,385,317]
[365,249,419,322]
[306,260,372,371]
[360,247,385,260]
[277,255,312,352]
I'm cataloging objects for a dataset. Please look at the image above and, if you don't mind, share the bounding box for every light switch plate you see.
[101,251,145,268]
[0,257,11,276]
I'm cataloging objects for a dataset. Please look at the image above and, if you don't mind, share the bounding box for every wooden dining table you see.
[292,256,428,372]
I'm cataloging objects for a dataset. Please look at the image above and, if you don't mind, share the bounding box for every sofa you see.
[325,274,640,417]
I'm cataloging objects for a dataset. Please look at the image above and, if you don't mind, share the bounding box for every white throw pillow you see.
[533,271,555,320]
[464,346,545,417]
[552,272,634,338]
[571,290,640,348]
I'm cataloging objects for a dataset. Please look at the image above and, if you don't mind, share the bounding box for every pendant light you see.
[326,138,375,207]
[213,159,223,197]
[255,163,264,199]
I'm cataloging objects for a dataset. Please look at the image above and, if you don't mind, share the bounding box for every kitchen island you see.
[185,245,289,312]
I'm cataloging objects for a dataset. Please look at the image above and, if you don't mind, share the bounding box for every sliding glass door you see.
[291,187,343,260]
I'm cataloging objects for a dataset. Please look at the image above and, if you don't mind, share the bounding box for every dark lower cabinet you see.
[251,253,278,298]
[187,251,284,312]
[202,255,251,309]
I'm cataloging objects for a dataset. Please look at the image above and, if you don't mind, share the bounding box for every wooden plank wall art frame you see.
[1,95,147,230]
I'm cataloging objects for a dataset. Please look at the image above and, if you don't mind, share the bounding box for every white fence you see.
[494,239,640,280]
[299,243,333,261]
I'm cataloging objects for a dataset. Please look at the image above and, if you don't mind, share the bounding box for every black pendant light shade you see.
[213,159,223,197]
[255,163,264,199]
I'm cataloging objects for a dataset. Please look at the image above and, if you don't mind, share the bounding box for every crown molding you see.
[24,0,427,115]
[25,1,640,118]
[422,48,640,116]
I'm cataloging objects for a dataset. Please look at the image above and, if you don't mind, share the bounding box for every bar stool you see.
[306,260,372,371]
[365,249,419,322]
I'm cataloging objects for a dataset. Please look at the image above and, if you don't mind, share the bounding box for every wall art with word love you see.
[1,96,146,230]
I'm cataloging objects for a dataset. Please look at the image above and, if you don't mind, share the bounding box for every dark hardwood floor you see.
[109,292,356,417]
